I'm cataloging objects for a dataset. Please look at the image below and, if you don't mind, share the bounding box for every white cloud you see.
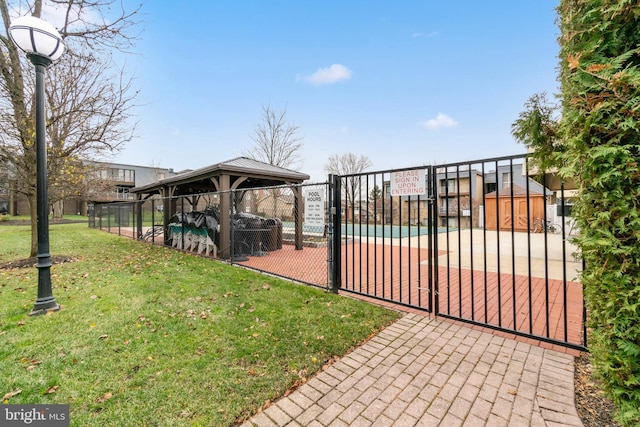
[420,113,459,131]
[43,3,102,30]
[300,64,352,85]
[412,31,439,38]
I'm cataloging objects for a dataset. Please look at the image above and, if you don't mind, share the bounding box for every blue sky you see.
[112,1,560,182]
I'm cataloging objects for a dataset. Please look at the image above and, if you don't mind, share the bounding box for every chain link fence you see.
[228,182,331,288]
[90,182,332,288]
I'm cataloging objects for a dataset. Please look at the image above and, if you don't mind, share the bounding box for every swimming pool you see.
[282,222,444,238]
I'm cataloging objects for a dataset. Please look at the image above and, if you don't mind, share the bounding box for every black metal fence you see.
[92,197,166,243]
[89,154,586,351]
[333,154,586,351]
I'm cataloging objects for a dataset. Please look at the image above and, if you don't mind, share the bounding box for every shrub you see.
[558,1,640,425]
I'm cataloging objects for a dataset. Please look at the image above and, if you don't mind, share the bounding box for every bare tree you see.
[0,0,141,256]
[324,153,372,222]
[244,104,304,170]
[244,105,304,217]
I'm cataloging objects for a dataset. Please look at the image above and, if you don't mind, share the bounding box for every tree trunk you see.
[53,200,63,219]
[29,191,37,257]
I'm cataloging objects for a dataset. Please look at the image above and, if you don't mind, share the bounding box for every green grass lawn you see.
[0,223,400,426]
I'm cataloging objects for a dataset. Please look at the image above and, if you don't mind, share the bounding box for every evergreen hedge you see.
[558,1,640,425]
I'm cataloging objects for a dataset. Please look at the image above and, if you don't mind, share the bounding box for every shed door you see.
[501,199,512,230]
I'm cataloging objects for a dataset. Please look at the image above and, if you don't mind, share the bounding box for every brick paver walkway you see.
[241,313,582,427]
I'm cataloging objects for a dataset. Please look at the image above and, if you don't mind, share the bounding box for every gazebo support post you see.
[220,174,231,258]
[294,185,303,250]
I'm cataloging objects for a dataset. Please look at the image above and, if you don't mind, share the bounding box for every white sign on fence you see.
[304,188,325,226]
[390,169,426,196]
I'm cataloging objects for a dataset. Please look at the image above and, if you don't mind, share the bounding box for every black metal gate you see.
[331,155,586,351]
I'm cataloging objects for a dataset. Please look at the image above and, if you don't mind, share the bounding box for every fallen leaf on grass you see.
[17,321,25,326]
[179,409,193,418]
[44,385,59,395]
[3,389,22,400]
[97,392,113,403]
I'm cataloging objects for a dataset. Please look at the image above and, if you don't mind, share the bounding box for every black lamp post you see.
[9,16,65,315]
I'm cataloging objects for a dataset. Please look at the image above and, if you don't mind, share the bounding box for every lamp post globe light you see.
[9,16,65,315]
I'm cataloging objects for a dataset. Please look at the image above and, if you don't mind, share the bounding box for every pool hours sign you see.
[390,169,426,196]
[304,188,325,226]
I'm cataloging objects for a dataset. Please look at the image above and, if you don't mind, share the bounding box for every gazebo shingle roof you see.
[131,156,309,195]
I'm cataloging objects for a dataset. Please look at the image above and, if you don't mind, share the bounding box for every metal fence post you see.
[330,174,342,292]
[429,165,438,314]
[136,200,143,239]
[230,190,236,262]
[163,195,172,247]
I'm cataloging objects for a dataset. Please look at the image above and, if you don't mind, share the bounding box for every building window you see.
[502,172,511,188]
[116,187,130,199]
[440,197,456,215]
[439,179,455,194]
[117,169,135,182]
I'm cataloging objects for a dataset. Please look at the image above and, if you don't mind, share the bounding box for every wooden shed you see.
[484,185,545,232]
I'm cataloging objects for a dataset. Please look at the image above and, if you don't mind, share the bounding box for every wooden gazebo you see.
[130,157,310,258]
